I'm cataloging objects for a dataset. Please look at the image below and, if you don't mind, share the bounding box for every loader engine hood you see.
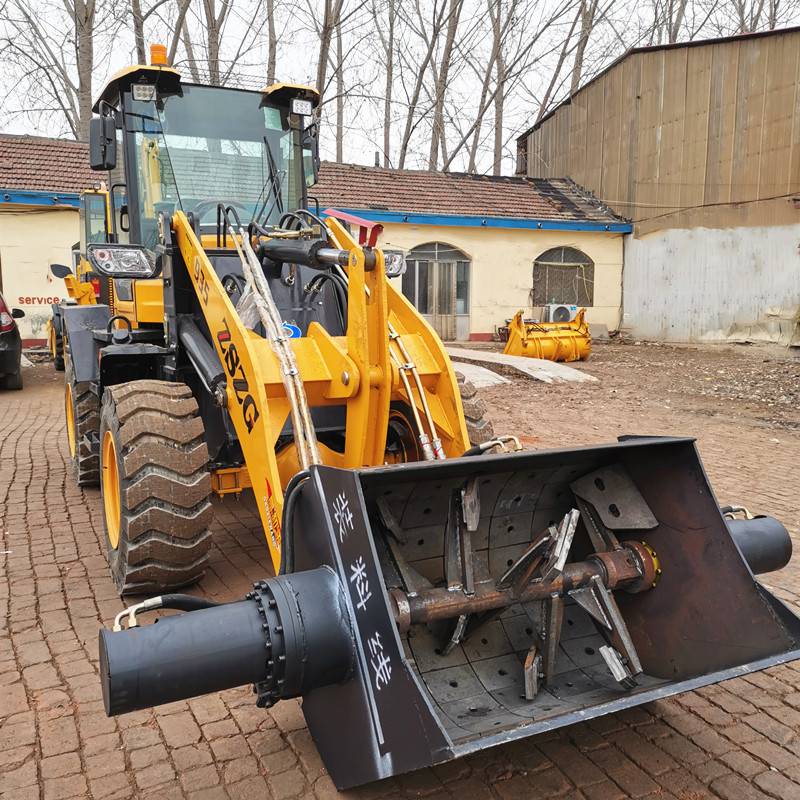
[99,436,800,790]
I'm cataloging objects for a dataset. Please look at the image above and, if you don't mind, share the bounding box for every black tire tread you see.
[456,372,495,446]
[65,360,100,485]
[101,380,212,595]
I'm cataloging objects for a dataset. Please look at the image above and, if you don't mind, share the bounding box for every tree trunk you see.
[493,59,504,174]
[383,0,395,167]
[570,0,595,94]
[428,0,462,170]
[131,0,146,63]
[316,0,343,104]
[267,0,277,84]
[492,4,504,175]
[75,0,95,142]
[204,0,221,84]
[398,0,446,169]
[168,0,192,65]
[536,3,581,122]
[335,19,344,162]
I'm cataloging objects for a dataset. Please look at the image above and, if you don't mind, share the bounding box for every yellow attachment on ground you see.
[503,309,591,362]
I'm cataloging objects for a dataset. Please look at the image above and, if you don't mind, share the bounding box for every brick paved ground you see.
[2,344,800,800]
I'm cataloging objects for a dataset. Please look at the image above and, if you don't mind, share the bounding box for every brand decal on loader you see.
[216,317,260,433]
[193,256,210,305]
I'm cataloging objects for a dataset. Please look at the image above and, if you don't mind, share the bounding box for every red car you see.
[0,291,25,390]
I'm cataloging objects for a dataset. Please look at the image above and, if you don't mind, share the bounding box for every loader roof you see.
[315,162,627,226]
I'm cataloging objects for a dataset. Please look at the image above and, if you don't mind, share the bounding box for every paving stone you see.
[6,359,800,800]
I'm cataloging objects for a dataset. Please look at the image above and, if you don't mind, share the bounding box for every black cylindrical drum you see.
[100,567,354,717]
[727,516,793,575]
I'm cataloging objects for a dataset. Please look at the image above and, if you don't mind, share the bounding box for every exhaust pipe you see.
[99,437,800,790]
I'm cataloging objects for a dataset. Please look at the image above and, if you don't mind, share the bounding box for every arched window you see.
[403,243,471,340]
[531,246,594,307]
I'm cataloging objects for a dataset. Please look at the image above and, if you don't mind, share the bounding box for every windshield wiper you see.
[253,135,285,227]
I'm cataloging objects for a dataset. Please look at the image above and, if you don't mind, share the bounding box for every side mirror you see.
[12,308,25,319]
[119,204,130,233]
[50,263,73,279]
[301,122,320,187]
[89,115,116,171]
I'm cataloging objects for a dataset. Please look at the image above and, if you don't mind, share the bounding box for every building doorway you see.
[403,243,470,340]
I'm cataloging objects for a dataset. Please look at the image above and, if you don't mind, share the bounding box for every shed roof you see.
[315,162,626,225]
[0,134,98,194]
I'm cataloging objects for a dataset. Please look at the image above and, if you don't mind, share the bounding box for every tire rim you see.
[102,431,121,550]
[65,383,76,459]
[384,410,421,464]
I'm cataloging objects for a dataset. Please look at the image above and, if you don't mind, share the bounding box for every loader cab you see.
[90,65,319,252]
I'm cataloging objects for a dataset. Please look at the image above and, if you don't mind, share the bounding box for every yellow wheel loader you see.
[47,188,112,371]
[83,48,800,790]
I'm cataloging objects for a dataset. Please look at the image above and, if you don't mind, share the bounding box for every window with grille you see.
[531,247,594,306]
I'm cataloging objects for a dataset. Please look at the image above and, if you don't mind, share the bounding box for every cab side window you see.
[85,194,108,245]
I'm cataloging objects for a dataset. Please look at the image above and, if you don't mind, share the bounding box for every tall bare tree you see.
[372,0,396,166]
[130,0,192,65]
[266,0,277,83]
[0,0,116,139]
[428,0,464,168]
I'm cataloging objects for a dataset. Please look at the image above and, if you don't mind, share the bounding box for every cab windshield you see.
[123,84,305,249]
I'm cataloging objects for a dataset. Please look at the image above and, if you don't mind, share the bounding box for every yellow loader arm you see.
[173,212,468,571]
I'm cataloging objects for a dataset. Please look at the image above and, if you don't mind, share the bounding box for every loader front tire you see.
[457,372,495,446]
[99,381,213,595]
[65,360,100,485]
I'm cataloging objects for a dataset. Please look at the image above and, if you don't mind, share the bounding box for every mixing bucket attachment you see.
[99,436,800,789]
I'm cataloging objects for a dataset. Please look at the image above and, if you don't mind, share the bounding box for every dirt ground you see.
[2,342,800,800]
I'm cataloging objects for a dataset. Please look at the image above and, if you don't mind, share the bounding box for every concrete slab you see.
[451,361,510,388]
[446,347,597,384]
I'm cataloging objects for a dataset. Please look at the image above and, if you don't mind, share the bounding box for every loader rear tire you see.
[50,320,65,371]
[456,372,495,446]
[65,360,100,485]
[99,381,213,595]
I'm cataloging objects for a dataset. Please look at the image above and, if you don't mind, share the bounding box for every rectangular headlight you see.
[291,98,313,117]
[87,244,158,278]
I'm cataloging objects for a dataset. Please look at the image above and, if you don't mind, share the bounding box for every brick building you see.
[315,162,629,340]
[0,134,99,344]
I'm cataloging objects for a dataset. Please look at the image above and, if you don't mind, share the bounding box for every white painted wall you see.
[381,223,625,337]
[0,206,79,343]
[623,224,800,342]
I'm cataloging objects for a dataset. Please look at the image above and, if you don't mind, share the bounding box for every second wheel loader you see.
[69,47,800,791]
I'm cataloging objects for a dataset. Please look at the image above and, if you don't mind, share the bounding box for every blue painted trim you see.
[0,189,81,208]
[324,207,632,233]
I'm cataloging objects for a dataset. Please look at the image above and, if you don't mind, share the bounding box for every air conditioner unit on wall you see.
[543,304,579,323]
